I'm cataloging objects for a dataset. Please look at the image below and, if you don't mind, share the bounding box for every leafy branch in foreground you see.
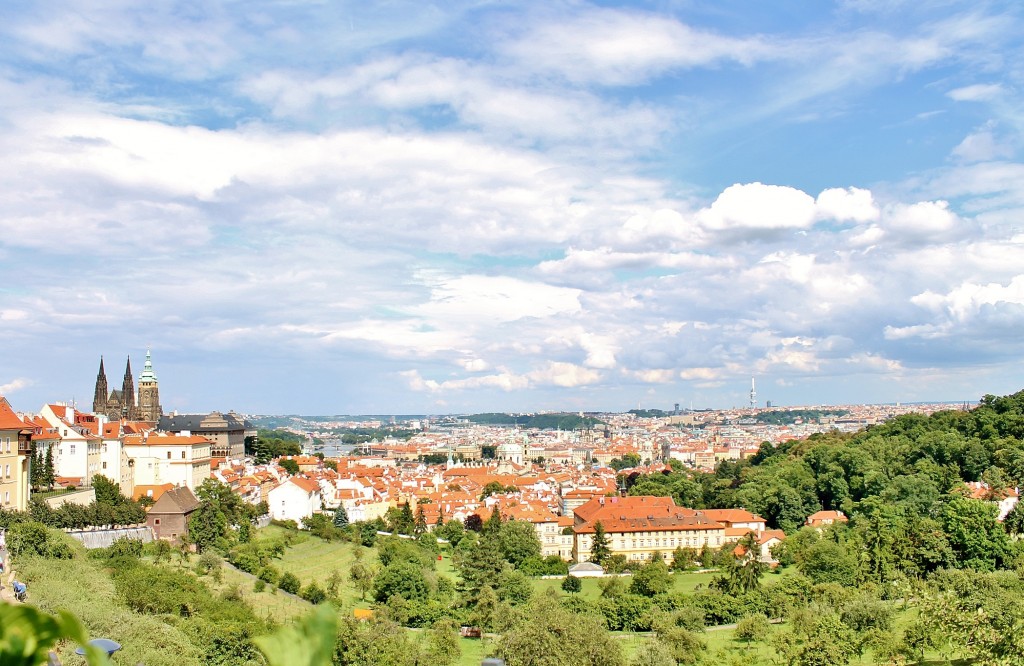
[0,603,112,666]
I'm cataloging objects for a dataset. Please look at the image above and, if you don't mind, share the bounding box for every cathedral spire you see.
[92,356,108,415]
[121,355,137,419]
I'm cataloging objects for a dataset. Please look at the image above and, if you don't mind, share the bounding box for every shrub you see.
[221,584,244,602]
[253,579,266,593]
[301,582,327,605]
[258,566,280,585]
[279,572,301,595]
[108,536,144,559]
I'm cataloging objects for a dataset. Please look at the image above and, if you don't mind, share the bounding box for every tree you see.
[456,533,508,605]
[279,459,300,475]
[484,505,503,535]
[187,501,229,553]
[499,519,542,568]
[43,447,55,490]
[629,557,671,597]
[349,562,375,601]
[333,504,349,529]
[941,496,1014,570]
[495,590,625,666]
[797,540,858,586]
[735,614,771,644]
[373,561,430,603]
[464,513,484,532]
[590,521,611,565]
[422,618,462,666]
[414,504,428,535]
[562,574,582,594]
[92,474,124,504]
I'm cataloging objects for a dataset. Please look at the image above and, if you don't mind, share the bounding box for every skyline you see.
[2,1,1023,414]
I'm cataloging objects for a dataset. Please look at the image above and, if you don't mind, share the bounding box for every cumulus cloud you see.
[816,187,879,222]
[698,183,817,232]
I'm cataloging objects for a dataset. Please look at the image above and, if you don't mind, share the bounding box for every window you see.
[69,444,75,455]
[181,452,186,459]
[154,519,161,525]
[4,464,8,478]
[4,492,8,504]
[102,462,107,470]
[167,452,171,459]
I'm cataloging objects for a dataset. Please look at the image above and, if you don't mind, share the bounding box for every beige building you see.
[0,397,31,511]
[123,433,212,491]
[572,495,726,563]
[158,412,252,459]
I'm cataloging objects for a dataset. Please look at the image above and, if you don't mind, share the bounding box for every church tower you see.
[137,349,162,422]
[121,356,139,420]
[92,357,109,415]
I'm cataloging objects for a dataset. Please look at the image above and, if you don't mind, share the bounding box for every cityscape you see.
[2,1,1024,665]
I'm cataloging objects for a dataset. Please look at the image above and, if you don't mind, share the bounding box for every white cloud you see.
[947,83,1004,102]
[881,200,959,236]
[0,378,31,394]
[816,187,879,222]
[699,183,817,231]
[412,275,581,324]
[498,9,771,85]
[528,362,603,388]
[951,123,1014,163]
[459,358,490,372]
[916,275,1024,322]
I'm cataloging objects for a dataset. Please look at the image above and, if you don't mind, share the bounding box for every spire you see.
[140,348,157,382]
[121,355,137,418]
[92,356,109,415]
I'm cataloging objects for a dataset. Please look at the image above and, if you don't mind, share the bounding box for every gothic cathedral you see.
[92,350,162,422]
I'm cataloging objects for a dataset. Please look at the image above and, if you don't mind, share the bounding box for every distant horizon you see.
[247,399,982,422]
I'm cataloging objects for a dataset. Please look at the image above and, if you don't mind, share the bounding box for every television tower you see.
[749,377,757,409]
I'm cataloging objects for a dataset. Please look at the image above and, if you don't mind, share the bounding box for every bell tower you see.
[137,348,162,422]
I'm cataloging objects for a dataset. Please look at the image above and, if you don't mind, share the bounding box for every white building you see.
[267,476,322,523]
[122,433,212,491]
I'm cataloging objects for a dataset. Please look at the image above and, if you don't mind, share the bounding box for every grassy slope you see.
[16,553,202,666]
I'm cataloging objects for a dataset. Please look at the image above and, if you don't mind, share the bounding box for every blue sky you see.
[1,1,1023,415]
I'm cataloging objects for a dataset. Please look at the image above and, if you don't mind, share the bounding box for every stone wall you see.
[44,488,96,509]
[65,525,153,549]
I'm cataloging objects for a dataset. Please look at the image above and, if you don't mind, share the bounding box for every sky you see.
[1,1,1023,416]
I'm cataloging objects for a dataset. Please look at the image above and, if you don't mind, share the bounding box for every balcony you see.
[18,433,33,455]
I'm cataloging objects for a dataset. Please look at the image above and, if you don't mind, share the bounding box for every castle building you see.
[92,350,162,423]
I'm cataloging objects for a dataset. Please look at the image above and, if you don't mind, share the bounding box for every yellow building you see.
[0,397,32,511]
[572,495,725,562]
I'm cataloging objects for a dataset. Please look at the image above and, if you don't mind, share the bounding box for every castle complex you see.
[92,349,162,422]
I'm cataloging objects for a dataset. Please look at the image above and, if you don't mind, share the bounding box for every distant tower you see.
[121,356,138,420]
[137,348,162,422]
[92,357,109,415]
[749,377,757,409]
